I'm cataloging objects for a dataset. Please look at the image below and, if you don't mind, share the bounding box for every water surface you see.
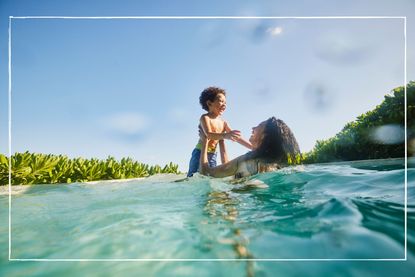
[1,158,414,276]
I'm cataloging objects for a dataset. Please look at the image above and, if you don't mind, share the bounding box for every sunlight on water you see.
[1,159,414,276]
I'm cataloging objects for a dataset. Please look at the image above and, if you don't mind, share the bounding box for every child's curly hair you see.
[199,87,226,111]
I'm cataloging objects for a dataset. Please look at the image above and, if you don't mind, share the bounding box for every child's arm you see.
[200,115,240,141]
[219,139,229,164]
[224,122,253,150]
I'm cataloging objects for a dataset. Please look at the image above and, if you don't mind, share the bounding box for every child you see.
[187,87,252,177]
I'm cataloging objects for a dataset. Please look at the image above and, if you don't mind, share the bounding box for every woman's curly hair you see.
[199,87,226,111]
[249,117,300,164]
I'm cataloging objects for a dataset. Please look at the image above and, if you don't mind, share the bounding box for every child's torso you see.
[197,117,226,153]
[208,117,225,134]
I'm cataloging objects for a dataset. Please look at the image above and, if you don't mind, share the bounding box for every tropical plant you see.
[0,152,181,185]
[300,81,414,164]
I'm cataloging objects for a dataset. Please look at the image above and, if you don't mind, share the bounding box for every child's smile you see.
[208,93,227,116]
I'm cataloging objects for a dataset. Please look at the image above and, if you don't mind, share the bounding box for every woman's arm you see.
[235,137,253,150]
[200,116,241,141]
[199,134,238,178]
[219,140,229,164]
[224,122,253,149]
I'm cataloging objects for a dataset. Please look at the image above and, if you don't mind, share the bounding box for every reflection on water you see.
[205,189,255,276]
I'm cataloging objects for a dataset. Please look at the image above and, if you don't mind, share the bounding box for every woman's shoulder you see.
[258,162,281,172]
[234,153,259,178]
[234,153,281,178]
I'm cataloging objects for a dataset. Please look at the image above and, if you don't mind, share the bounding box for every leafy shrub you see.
[300,81,414,164]
[0,152,181,185]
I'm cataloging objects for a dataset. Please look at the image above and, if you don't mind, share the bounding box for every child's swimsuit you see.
[187,141,217,177]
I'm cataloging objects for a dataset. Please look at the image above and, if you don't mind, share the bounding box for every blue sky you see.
[0,1,414,171]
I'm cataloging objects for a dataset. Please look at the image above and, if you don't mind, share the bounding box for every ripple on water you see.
[1,159,413,275]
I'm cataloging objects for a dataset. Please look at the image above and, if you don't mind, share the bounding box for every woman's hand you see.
[224,130,241,141]
[199,126,209,175]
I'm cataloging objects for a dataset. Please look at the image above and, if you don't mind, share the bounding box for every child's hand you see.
[224,130,241,141]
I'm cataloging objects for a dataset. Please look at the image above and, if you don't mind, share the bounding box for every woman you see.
[199,117,300,178]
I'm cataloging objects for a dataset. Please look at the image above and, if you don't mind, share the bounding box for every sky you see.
[0,0,414,171]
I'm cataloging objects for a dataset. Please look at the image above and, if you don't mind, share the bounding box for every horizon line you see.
[9,16,407,20]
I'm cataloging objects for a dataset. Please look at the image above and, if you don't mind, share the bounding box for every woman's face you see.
[249,121,267,149]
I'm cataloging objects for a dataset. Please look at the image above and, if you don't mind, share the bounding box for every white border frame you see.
[8,16,407,262]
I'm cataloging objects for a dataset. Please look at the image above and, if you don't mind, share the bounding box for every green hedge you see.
[0,152,181,185]
[301,81,414,164]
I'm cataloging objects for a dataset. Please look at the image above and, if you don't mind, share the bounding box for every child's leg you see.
[187,148,201,177]
[207,152,217,168]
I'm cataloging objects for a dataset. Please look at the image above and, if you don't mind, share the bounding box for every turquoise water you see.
[1,158,415,276]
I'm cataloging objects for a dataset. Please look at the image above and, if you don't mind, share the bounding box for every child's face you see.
[207,93,227,116]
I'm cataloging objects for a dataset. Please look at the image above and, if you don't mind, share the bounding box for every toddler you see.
[187,87,252,177]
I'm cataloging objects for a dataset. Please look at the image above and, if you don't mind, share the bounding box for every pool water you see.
[1,158,414,276]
